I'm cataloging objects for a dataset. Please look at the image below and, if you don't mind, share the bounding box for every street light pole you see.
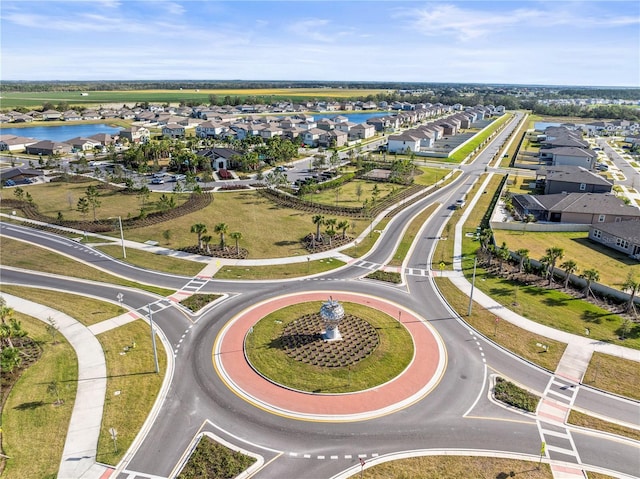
[117,215,126,259]
[467,256,477,316]
[147,304,159,374]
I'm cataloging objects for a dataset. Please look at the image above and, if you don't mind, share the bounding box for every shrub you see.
[493,377,539,412]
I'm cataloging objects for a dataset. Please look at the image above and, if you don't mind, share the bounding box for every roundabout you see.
[213,291,447,422]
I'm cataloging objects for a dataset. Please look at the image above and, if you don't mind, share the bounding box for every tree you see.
[157,193,175,213]
[312,214,325,245]
[337,220,349,240]
[137,185,150,208]
[545,246,564,285]
[355,183,363,203]
[1,347,21,374]
[479,228,492,252]
[496,242,510,273]
[329,150,341,170]
[515,248,529,273]
[85,184,101,221]
[230,231,243,254]
[190,223,208,249]
[47,380,62,405]
[581,268,600,299]
[214,222,229,249]
[560,260,578,290]
[77,196,90,218]
[371,184,380,204]
[621,272,639,317]
[200,234,212,254]
[13,187,24,201]
[46,316,60,344]
[324,220,337,247]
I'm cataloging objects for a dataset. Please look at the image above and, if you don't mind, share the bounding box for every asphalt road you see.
[2,111,639,478]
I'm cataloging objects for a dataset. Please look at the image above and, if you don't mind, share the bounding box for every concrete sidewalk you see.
[3,294,112,479]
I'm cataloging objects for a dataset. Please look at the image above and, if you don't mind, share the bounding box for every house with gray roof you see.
[25,140,72,156]
[539,146,598,170]
[512,192,640,224]
[589,221,640,259]
[539,166,613,194]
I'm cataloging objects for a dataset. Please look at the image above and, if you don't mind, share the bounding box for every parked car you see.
[596,163,609,171]
[151,177,164,184]
[171,174,186,182]
[4,179,16,186]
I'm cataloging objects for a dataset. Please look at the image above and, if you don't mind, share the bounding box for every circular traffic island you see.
[244,301,413,394]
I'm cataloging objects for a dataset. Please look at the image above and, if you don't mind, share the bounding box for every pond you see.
[0,123,122,142]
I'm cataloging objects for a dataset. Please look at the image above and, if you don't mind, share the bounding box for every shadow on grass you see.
[572,237,639,266]
[581,310,610,324]
[14,400,46,410]
[543,296,572,307]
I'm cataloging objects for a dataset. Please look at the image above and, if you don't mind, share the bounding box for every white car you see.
[455,199,466,209]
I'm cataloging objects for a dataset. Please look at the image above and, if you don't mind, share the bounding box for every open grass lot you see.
[341,218,391,259]
[126,190,365,258]
[95,320,167,465]
[499,111,531,167]
[96,244,204,277]
[305,180,408,208]
[245,301,413,393]
[491,230,640,289]
[413,166,451,186]
[214,257,345,280]
[0,285,123,326]
[0,236,176,296]
[435,278,565,371]
[568,409,640,441]
[0,88,389,109]
[582,352,640,400]
[15,180,189,221]
[355,456,552,479]
[389,203,440,267]
[1,312,78,479]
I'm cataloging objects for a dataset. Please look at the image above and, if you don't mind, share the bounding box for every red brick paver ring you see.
[213,291,447,422]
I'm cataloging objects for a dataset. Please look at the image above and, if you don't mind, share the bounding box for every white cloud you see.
[287,19,334,43]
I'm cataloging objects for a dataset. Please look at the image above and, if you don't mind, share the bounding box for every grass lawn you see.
[304,180,408,208]
[435,278,565,371]
[582,352,640,400]
[1,312,78,479]
[389,203,440,267]
[124,190,366,258]
[0,285,124,326]
[499,111,531,167]
[214,257,345,280]
[14,180,188,222]
[491,230,640,290]
[357,456,552,479]
[177,435,256,479]
[96,245,204,277]
[341,218,391,258]
[568,409,640,441]
[95,320,167,465]
[245,302,413,393]
[412,166,451,186]
[0,236,176,297]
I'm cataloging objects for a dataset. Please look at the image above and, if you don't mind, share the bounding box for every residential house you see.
[196,121,228,138]
[25,140,72,156]
[387,132,421,153]
[318,130,348,148]
[65,137,103,151]
[540,166,613,194]
[512,192,640,224]
[302,128,326,147]
[0,167,44,184]
[0,135,38,152]
[119,126,150,143]
[349,123,375,141]
[539,147,598,170]
[88,133,116,146]
[42,109,63,121]
[589,221,640,258]
[197,148,243,171]
[162,123,186,138]
[63,110,82,121]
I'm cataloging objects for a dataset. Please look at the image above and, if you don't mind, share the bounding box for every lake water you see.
[534,122,562,131]
[0,112,391,142]
[0,123,122,142]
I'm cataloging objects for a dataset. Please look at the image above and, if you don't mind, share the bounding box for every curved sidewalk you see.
[3,294,111,479]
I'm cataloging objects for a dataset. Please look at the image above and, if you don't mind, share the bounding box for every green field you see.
[0,88,389,110]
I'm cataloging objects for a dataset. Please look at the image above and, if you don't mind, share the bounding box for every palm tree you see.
[214,222,229,249]
[496,242,510,273]
[479,228,492,252]
[581,268,600,299]
[337,220,349,240]
[230,231,243,254]
[312,214,325,245]
[621,272,639,317]
[325,225,336,247]
[515,248,529,273]
[545,246,564,285]
[560,260,578,290]
[201,235,212,254]
[190,223,208,250]
[539,255,551,281]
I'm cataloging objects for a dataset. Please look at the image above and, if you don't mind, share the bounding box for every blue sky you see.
[1,1,639,86]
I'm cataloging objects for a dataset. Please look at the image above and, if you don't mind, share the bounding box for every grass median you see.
[213,257,345,280]
[95,244,204,277]
[568,409,640,441]
[389,203,440,267]
[1,312,78,479]
[582,352,640,400]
